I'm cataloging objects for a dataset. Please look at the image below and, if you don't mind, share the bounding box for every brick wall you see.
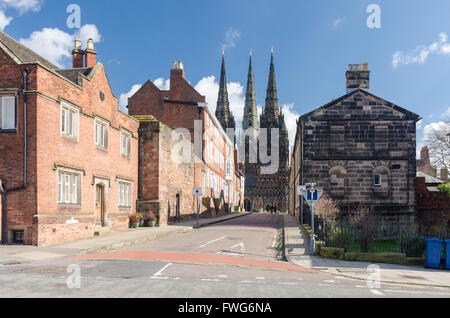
[137,118,195,225]
[416,177,450,230]
[0,46,139,246]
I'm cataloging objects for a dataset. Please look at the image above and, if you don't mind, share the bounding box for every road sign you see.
[297,186,306,196]
[193,188,202,197]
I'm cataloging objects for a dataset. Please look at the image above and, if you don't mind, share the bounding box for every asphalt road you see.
[0,213,449,298]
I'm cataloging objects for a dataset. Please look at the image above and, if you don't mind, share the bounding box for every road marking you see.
[153,263,173,277]
[240,281,254,283]
[216,251,240,256]
[356,285,366,288]
[150,276,169,280]
[256,277,265,280]
[198,236,226,248]
[384,289,450,296]
[370,289,384,296]
[218,275,228,278]
[278,282,297,285]
[201,279,221,282]
[324,280,336,283]
[230,242,246,253]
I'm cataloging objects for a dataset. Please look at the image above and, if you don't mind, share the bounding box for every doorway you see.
[95,184,105,226]
[175,194,180,221]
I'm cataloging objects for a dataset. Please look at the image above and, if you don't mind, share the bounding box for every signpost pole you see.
[196,196,200,229]
[311,202,315,256]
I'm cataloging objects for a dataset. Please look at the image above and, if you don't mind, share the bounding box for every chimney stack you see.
[346,63,370,93]
[170,60,185,79]
[84,38,97,68]
[72,39,84,68]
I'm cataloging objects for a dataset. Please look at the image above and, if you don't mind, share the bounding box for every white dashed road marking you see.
[370,289,384,296]
[198,236,226,248]
[152,263,173,278]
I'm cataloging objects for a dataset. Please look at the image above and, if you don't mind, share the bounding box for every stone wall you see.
[298,90,419,226]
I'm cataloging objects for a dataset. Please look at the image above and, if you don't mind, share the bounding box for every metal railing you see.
[319,222,449,257]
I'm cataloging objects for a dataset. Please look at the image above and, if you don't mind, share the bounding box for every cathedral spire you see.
[265,48,280,124]
[216,51,235,132]
[243,50,258,133]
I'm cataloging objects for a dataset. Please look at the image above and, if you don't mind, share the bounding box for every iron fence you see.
[317,221,449,257]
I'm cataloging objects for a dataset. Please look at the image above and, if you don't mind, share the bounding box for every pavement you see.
[284,214,450,288]
[0,212,250,265]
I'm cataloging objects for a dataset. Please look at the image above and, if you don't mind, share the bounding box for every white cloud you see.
[19,28,73,67]
[281,104,300,149]
[0,0,41,30]
[393,32,450,68]
[19,25,102,68]
[153,77,170,90]
[442,106,450,120]
[221,27,241,51]
[119,84,142,112]
[75,24,102,46]
[194,75,246,130]
[0,10,12,30]
[332,18,343,30]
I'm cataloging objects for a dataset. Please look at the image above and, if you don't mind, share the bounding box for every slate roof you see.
[300,89,421,122]
[0,30,94,85]
[417,171,445,184]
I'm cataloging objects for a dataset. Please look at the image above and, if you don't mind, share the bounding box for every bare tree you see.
[427,121,450,173]
[315,195,340,221]
[349,204,379,253]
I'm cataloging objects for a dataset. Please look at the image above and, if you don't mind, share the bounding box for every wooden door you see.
[95,184,104,225]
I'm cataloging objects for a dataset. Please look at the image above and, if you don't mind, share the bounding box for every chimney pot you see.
[178,61,184,70]
[72,39,84,68]
[85,39,97,68]
[86,38,94,50]
[346,62,370,93]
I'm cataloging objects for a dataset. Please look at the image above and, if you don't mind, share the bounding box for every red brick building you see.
[127,62,243,222]
[0,31,138,246]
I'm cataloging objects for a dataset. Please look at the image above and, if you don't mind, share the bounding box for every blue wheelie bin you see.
[425,238,443,269]
[445,240,450,270]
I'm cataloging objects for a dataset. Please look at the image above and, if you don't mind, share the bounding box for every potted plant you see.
[130,213,142,228]
[148,216,157,228]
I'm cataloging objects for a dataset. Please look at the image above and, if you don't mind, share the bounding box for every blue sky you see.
[1,0,450,150]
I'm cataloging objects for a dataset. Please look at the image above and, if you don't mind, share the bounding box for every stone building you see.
[289,63,421,226]
[127,62,242,222]
[0,31,139,246]
[242,52,289,212]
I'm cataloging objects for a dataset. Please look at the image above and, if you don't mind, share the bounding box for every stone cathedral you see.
[215,51,289,213]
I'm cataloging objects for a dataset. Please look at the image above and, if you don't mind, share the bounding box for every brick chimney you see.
[72,39,84,68]
[170,60,186,80]
[85,38,97,68]
[346,63,370,93]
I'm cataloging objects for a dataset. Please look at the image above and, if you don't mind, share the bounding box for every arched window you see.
[373,165,390,198]
[329,166,347,198]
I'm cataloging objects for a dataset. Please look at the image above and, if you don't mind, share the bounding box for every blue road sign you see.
[307,189,318,201]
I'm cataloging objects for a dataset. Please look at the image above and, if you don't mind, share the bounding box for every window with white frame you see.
[120,130,131,157]
[374,174,382,187]
[95,118,109,149]
[61,102,79,139]
[0,96,16,130]
[57,170,81,205]
[117,180,132,208]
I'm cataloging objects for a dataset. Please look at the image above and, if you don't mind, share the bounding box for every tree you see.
[315,195,340,221]
[426,121,450,173]
[349,204,379,253]
[315,195,340,242]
